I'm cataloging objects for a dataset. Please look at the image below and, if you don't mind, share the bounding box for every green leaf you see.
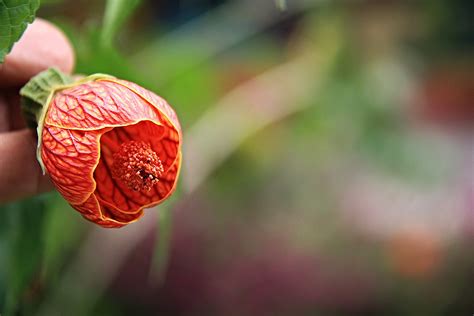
[101,0,141,47]
[0,0,40,62]
[275,0,287,11]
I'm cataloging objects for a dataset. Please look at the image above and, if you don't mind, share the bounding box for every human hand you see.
[0,19,75,203]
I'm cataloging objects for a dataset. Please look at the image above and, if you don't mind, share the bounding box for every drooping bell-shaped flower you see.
[21,68,182,228]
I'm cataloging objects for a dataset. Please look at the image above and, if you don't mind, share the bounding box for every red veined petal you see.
[45,80,165,130]
[104,78,182,134]
[72,193,102,222]
[93,120,181,213]
[41,124,107,204]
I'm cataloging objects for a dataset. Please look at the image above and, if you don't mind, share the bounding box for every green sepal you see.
[20,68,74,128]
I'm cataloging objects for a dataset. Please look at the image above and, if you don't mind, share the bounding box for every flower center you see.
[111,141,164,192]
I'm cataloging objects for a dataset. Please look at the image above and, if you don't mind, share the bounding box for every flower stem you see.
[149,205,173,284]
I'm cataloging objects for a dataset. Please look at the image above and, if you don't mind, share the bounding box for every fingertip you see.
[0,18,75,86]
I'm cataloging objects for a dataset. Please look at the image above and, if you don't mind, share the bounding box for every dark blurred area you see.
[1,0,473,315]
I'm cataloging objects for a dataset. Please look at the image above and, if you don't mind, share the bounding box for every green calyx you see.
[20,67,74,129]
[19,67,115,173]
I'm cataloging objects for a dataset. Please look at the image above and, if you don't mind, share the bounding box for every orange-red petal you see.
[45,80,162,130]
[107,78,182,133]
[41,125,104,204]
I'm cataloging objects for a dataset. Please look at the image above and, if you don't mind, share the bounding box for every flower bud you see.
[21,68,182,228]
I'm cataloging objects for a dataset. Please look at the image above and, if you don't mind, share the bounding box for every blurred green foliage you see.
[101,0,142,48]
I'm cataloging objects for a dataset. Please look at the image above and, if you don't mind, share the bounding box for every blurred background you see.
[1,0,473,315]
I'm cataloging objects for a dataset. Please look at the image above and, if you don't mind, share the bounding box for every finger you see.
[0,18,75,87]
[0,93,25,132]
[5,93,27,130]
[0,95,10,132]
[0,129,53,203]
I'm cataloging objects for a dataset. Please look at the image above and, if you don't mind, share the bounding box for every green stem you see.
[149,205,173,284]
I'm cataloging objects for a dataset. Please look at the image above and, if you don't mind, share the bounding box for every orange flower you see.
[21,69,182,228]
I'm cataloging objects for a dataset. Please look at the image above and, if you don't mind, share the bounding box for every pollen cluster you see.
[111,140,164,192]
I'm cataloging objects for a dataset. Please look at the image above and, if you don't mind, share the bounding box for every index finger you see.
[0,18,75,87]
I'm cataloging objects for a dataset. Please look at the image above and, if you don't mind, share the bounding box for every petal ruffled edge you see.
[73,193,144,228]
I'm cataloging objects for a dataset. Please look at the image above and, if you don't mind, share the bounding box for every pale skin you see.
[0,19,75,203]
